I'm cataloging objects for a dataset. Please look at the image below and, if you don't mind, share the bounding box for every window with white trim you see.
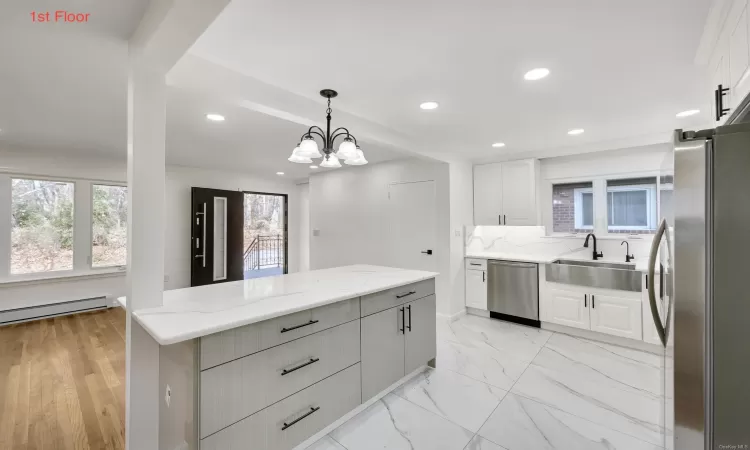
[606,177,657,234]
[92,184,127,268]
[552,181,594,233]
[11,178,75,274]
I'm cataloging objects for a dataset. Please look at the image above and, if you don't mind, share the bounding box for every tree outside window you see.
[11,179,74,274]
[92,184,128,267]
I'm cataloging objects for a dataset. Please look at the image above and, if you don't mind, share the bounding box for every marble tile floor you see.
[302,313,665,450]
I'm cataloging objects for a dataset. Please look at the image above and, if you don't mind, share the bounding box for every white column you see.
[73,180,92,270]
[125,55,166,450]
[0,175,11,277]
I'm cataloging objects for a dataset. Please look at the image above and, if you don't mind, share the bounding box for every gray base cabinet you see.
[361,294,437,401]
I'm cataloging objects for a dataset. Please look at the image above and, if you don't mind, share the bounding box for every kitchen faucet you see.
[621,241,635,263]
[584,233,604,260]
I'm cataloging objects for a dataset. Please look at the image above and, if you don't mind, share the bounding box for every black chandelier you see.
[288,89,367,168]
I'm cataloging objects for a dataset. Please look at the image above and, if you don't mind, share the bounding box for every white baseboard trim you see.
[437,308,467,323]
[541,322,662,354]
[0,297,108,326]
[466,307,490,318]
[293,365,427,450]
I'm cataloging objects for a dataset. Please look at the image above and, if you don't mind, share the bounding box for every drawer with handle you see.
[200,363,361,450]
[200,320,360,438]
[466,258,487,271]
[201,297,359,370]
[360,278,435,317]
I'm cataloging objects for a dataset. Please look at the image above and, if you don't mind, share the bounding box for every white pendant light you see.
[298,136,322,158]
[320,153,341,168]
[345,148,368,165]
[337,137,358,160]
[288,145,313,164]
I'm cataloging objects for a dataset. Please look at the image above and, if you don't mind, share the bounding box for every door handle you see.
[421,249,433,255]
[648,219,668,346]
[406,305,412,332]
[399,307,405,334]
[195,202,206,267]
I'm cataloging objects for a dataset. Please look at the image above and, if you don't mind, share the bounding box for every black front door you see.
[191,187,244,287]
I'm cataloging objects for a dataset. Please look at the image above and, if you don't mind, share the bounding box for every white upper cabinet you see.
[473,159,539,226]
[706,0,750,124]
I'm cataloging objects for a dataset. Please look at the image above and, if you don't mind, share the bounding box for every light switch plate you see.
[165,384,171,407]
[312,229,321,236]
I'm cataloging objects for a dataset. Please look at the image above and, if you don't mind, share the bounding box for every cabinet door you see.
[589,293,642,340]
[730,1,750,108]
[465,269,487,310]
[501,160,537,225]
[473,163,503,225]
[361,306,405,401]
[548,287,589,330]
[404,294,437,374]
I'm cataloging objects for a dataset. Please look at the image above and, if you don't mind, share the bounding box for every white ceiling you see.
[190,0,714,160]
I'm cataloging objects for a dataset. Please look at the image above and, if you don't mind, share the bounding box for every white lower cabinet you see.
[465,267,487,310]
[543,282,642,340]
[547,287,590,330]
[589,293,642,340]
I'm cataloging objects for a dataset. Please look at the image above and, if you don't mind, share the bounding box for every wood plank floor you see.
[0,308,126,450]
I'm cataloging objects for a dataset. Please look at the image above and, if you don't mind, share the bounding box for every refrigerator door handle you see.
[648,218,668,347]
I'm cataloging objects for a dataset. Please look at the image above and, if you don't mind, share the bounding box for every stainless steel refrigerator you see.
[650,122,750,449]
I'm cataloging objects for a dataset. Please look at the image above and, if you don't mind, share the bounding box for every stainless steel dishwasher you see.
[487,260,540,327]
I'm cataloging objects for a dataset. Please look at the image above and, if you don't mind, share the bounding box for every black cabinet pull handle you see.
[396,291,416,299]
[482,271,485,282]
[399,307,405,334]
[716,84,730,121]
[470,263,482,266]
[281,406,320,430]
[421,249,433,255]
[503,214,506,225]
[407,305,412,332]
[584,294,587,308]
[281,358,320,376]
[592,295,595,309]
[498,215,502,225]
[645,274,648,289]
[280,320,319,333]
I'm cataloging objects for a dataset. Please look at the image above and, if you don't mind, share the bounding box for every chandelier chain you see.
[326,97,332,115]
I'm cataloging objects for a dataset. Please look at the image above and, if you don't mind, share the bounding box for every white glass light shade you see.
[288,145,312,163]
[320,153,341,168]
[344,149,368,165]
[336,138,358,160]
[299,136,322,158]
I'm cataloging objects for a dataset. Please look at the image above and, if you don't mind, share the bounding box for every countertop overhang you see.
[118,265,438,346]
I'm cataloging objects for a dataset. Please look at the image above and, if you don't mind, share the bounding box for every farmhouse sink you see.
[546,259,642,292]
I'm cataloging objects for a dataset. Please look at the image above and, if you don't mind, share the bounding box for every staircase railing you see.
[243,235,284,272]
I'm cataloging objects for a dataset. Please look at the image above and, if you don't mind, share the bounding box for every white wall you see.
[298,182,310,272]
[0,149,300,309]
[539,143,673,233]
[447,159,474,318]
[309,158,454,315]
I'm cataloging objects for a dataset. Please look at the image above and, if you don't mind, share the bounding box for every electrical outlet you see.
[454,229,461,237]
[164,275,170,283]
[165,384,171,408]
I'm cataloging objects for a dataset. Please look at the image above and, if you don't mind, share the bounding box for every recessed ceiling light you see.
[568,129,585,135]
[310,165,318,169]
[420,101,439,110]
[206,113,225,122]
[491,142,506,148]
[524,68,550,81]
[276,172,284,175]
[676,109,700,118]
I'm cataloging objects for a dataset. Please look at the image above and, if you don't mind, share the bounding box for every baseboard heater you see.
[0,297,108,326]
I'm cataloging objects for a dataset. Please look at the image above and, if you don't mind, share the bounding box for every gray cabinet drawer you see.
[360,279,435,317]
[265,363,361,450]
[201,364,361,450]
[200,320,360,439]
[201,297,360,370]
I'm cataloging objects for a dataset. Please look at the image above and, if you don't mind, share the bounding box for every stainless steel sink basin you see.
[546,259,642,292]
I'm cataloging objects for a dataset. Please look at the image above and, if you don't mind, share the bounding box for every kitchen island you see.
[119,265,438,450]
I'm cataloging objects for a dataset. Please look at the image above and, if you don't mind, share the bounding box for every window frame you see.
[605,183,657,231]
[90,183,128,269]
[573,187,594,230]
[547,170,671,238]
[0,172,127,283]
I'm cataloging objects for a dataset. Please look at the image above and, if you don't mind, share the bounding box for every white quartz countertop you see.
[117,265,438,346]
[465,251,652,272]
